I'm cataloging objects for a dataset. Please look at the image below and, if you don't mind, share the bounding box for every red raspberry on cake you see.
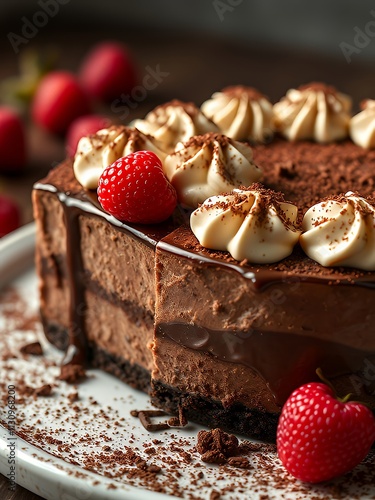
[98,151,177,224]
[277,380,375,483]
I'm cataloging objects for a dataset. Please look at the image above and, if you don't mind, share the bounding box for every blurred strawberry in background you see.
[0,195,20,237]
[0,107,27,173]
[0,40,141,228]
[79,42,138,102]
[31,71,91,135]
[66,114,113,157]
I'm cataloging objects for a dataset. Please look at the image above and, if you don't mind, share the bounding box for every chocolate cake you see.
[33,86,375,442]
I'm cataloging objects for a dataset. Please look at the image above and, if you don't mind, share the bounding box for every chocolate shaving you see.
[168,406,187,428]
[131,407,188,431]
[132,410,170,432]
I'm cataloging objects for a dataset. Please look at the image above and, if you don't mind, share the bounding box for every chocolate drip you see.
[61,204,87,366]
[158,322,375,406]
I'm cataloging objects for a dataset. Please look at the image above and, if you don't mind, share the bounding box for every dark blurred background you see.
[1,0,375,226]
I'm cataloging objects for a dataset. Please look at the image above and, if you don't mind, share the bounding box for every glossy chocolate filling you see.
[157,323,375,406]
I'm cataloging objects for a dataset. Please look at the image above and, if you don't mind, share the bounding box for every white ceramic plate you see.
[0,224,374,500]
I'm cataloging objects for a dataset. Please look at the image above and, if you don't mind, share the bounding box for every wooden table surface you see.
[1,26,375,500]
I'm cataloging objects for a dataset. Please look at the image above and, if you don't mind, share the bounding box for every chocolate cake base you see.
[151,381,279,442]
[89,344,151,393]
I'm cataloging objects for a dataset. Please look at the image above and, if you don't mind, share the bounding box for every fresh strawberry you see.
[277,381,375,483]
[98,151,177,224]
[0,107,26,172]
[79,41,137,102]
[0,195,20,237]
[31,71,90,135]
[66,114,112,157]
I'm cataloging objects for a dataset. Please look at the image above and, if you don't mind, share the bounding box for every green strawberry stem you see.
[315,368,353,403]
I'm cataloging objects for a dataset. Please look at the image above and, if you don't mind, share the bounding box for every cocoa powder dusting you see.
[221,85,267,101]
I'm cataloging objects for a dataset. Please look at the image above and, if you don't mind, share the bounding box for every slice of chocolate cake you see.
[33,88,375,442]
[33,160,179,392]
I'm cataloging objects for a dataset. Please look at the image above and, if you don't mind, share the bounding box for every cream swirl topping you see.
[273,83,352,143]
[190,185,301,264]
[201,86,273,142]
[164,133,262,209]
[73,126,167,189]
[350,99,375,149]
[300,192,375,270]
[131,100,219,153]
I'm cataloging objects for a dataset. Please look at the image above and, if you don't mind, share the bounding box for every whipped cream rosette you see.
[73,126,166,189]
[350,99,375,149]
[190,185,301,264]
[201,85,273,143]
[300,191,375,270]
[164,133,262,209]
[273,83,351,143]
[131,99,219,153]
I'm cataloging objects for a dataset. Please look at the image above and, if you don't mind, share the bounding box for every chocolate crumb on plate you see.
[167,405,188,428]
[58,364,86,384]
[34,384,53,398]
[197,428,240,464]
[210,491,221,500]
[20,341,43,356]
[68,391,79,403]
[226,456,252,469]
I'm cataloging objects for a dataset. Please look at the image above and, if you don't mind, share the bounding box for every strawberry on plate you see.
[277,380,375,483]
[98,151,177,224]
